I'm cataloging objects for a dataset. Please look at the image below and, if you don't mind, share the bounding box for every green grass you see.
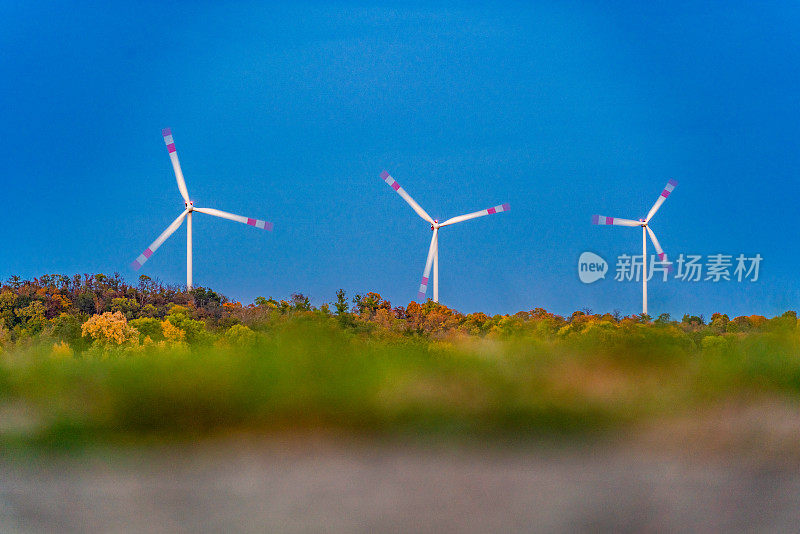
[2,318,800,449]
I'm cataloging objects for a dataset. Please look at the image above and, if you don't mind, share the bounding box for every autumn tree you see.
[81,311,139,346]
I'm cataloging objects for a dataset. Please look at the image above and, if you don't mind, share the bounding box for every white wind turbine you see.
[131,128,273,289]
[379,170,509,302]
[591,179,678,315]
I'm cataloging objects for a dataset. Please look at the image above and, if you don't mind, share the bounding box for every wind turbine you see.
[379,170,509,303]
[591,179,677,316]
[131,128,273,289]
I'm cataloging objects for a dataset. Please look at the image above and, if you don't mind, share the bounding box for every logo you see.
[578,252,608,284]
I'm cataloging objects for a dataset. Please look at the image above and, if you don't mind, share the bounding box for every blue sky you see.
[1,2,798,317]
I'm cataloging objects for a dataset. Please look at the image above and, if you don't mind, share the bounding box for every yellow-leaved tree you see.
[161,319,186,343]
[50,341,74,359]
[81,311,139,346]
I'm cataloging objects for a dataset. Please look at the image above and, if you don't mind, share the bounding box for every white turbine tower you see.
[591,179,678,316]
[379,171,509,303]
[131,128,273,289]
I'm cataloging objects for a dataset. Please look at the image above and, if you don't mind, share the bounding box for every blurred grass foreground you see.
[0,275,799,448]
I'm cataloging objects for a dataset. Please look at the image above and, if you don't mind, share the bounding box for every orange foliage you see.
[81,311,139,345]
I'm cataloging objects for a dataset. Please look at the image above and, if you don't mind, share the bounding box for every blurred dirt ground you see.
[2,400,799,533]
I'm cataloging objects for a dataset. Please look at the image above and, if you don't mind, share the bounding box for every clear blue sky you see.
[1,2,798,318]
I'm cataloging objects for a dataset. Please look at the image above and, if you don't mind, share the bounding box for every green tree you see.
[254,296,279,309]
[15,300,47,336]
[111,297,141,318]
[655,313,671,325]
[335,289,349,316]
[164,306,209,344]
[0,290,18,329]
[224,324,257,348]
[76,292,96,314]
[48,313,87,351]
[138,303,159,318]
[352,292,390,319]
[130,317,164,342]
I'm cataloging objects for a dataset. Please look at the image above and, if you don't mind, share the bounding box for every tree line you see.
[0,273,794,355]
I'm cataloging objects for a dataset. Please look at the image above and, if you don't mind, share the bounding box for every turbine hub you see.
[431,219,440,230]
[186,201,194,212]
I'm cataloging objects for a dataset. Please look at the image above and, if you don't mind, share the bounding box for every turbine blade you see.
[440,203,509,227]
[379,171,434,224]
[162,128,191,204]
[645,179,678,222]
[646,226,667,261]
[591,215,642,227]
[131,209,189,270]
[193,207,273,230]
[417,230,438,300]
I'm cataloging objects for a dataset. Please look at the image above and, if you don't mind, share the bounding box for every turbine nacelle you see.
[186,201,194,211]
[431,220,440,230]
